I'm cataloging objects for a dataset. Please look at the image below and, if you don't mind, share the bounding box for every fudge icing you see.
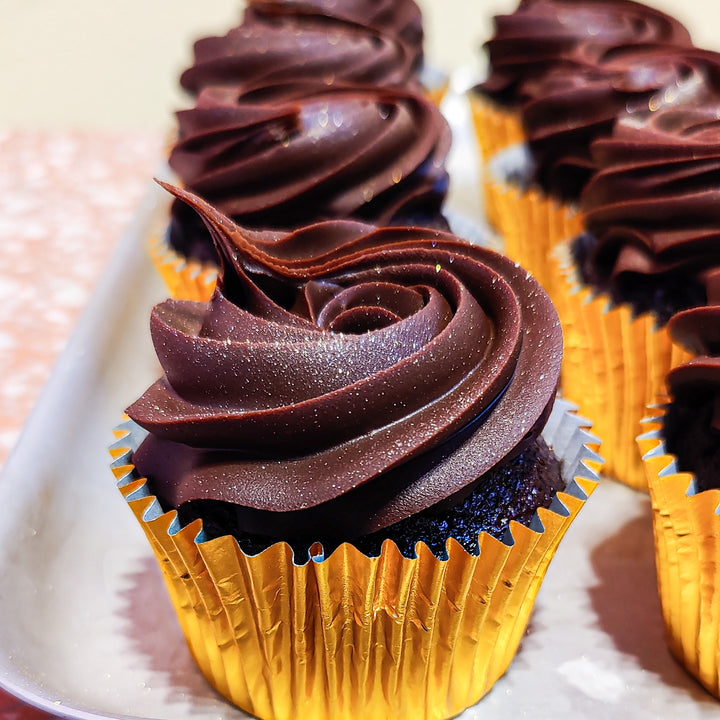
[181,0,423,95]
[522,45,701,199]
[129,184,562,540]
[168,83,451,261]
[180,19,417,95]
[480,0,691,107]
[664,270,720,491]
[575,53,720,319]
[244,0,423,69]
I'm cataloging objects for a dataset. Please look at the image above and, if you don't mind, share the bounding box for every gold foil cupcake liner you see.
[638,407,720,697]
[551,243,691,490]
[109,399,600,720]
[149,235,217,302]
[483,151,584,296]
[468,92,525,163]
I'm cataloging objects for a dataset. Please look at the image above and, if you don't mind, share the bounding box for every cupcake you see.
[554,57,720,488]
[638,271,720,695]
[473,0,692,287]
[157,82,451,300]
[113,183,601,720]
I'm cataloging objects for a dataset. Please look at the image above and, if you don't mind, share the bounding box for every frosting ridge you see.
[181,0,423,96]
[480,0,691,107]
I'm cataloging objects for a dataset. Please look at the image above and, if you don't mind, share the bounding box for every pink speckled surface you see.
[0,127,163,718]
[0,127,163,467]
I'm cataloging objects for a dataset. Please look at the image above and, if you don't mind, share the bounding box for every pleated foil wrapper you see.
[550,242,691,491]
[149,235,217,302]
[481,145,584,295]
[638,406,720,697]
[108,398,600,720]
[468,93,525,163]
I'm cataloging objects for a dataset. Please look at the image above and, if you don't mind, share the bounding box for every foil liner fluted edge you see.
[549,241,691,490]
[149,235,217,302]
[638,406,720,698]
[108,398,601,720]
[480,143,584,296]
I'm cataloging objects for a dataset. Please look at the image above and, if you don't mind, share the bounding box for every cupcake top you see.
[244,0,424,67]
[664,270,720,491]
[129,184,563,542]
[168,82,451,263]
[180,15,418,96]
[480,0,691,107]
[181,0,423,96]
[521,45,701,200]
[573,50,720,322]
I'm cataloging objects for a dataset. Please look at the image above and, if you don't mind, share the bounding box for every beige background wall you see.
[0,0,717,130]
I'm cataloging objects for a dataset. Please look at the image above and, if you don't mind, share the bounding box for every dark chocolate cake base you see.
[664,398,720,493]
[167,436,563,562]
[572,232,706,327]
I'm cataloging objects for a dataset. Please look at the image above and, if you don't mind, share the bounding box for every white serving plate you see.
[0,90,718,720]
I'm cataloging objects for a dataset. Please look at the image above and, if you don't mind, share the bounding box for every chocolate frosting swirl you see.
[522,45,700,199]
[129,184,562,540]
[575,50,720,318]
[181,0,423,95]
[244,0,423,66]
[168,83,451,262]
[180,18,418,95]
[664,270,720,491]
[480,0,691,107]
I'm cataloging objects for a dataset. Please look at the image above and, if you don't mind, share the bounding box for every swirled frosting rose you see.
[168,83,451,263]
[574,51,720,320]
[180,0,423,96]
[128,184,562,542]
[664,270,720,491]
[479,0,691,107]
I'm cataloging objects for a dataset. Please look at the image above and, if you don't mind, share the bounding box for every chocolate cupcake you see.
[554,51,720,488]
[474,0,693,291]
[113,184,600,720]
[639,270,720,695]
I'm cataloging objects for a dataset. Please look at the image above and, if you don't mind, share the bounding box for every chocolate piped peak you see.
[129,184,562,540]
[665,270,720,490]
[168,82,450,262]
[480,0,691,106]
